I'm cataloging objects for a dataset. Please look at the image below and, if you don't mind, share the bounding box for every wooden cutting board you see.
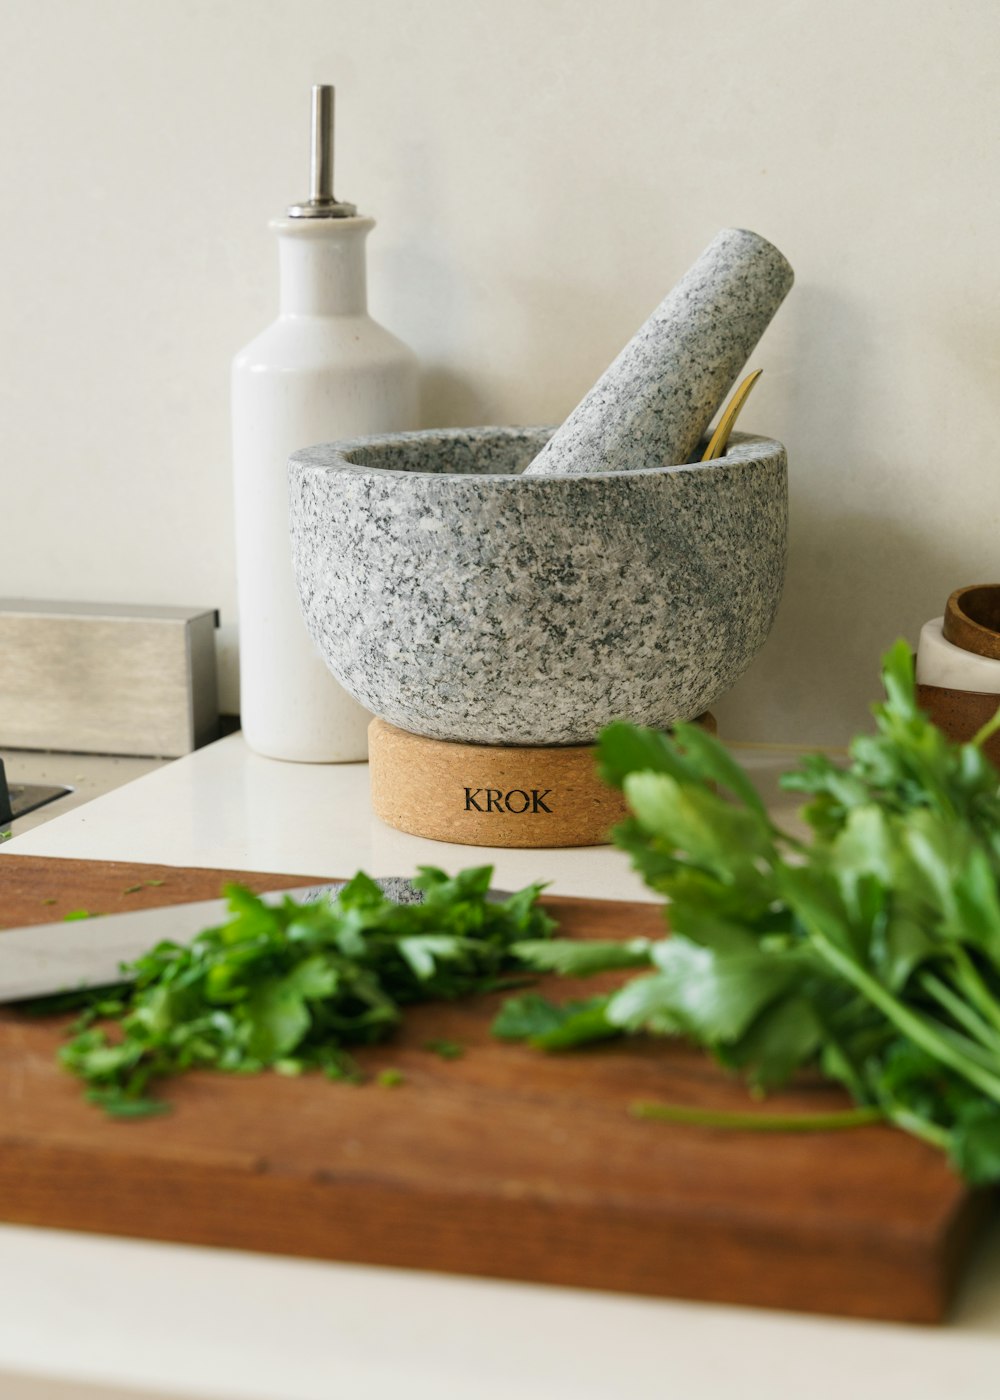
[0,854,989,1323]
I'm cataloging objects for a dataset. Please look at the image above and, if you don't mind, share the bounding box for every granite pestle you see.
[521,228,794,477]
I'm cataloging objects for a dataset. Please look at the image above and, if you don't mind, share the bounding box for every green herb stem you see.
[951,947,1000,1035]
[930,1023,1000,1074]
[875,1093,953,1152]
[810,931,1000,1105]
[971,703,1000,750]
[919,971,1000,1055]
[630,1101,884,1132]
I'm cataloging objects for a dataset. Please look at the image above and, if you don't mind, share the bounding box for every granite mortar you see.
[289,426,787,746]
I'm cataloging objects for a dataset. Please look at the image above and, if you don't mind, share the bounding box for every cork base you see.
[368,714,717,849]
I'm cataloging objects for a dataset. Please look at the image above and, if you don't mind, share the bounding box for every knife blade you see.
[0,879,384,1004]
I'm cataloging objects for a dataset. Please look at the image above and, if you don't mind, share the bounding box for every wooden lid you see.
[943,584,1000,660]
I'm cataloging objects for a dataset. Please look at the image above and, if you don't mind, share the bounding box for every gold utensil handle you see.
[702,369,764,461]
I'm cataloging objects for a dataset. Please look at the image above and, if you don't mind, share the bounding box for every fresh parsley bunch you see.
[57,865,553,1116]
[495,642,1000,1184]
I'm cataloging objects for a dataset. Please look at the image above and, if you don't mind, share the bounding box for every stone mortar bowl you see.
[288,426,787,746]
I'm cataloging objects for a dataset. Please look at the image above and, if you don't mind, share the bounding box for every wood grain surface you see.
[0,853,990,1323]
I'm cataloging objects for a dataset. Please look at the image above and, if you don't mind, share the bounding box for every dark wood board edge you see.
[0,1139,969,1325]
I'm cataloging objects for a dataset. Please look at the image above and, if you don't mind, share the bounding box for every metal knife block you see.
[0,601,219,757]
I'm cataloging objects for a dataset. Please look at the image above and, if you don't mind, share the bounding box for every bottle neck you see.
[271,216,373,316]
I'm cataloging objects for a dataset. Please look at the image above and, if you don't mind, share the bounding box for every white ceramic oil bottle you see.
[232,85,418,761]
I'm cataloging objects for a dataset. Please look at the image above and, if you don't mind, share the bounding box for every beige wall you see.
[1,0,997,743]
[0,1371,190,1400]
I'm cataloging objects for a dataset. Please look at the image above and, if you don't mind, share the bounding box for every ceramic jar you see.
[915,587,1000,767]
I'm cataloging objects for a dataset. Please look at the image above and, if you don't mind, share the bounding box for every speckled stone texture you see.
[301,878,425,905]
[289,426,787,746]
[522,228,793,477]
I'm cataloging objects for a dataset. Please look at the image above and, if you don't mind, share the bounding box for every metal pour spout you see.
[287,84,357,218]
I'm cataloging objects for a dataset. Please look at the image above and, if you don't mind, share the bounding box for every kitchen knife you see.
[0,878,427,1005]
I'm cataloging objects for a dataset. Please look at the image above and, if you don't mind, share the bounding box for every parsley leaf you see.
[39,867,552,1115]
[423,1039,464,1060]
[492,992,618,1049]
[503,642,1000,1185]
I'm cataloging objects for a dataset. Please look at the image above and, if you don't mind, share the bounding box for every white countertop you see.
[1,748,167,834]
[2,734,999,1400]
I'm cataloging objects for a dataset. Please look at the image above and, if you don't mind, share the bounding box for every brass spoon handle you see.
[701,369,763,461]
